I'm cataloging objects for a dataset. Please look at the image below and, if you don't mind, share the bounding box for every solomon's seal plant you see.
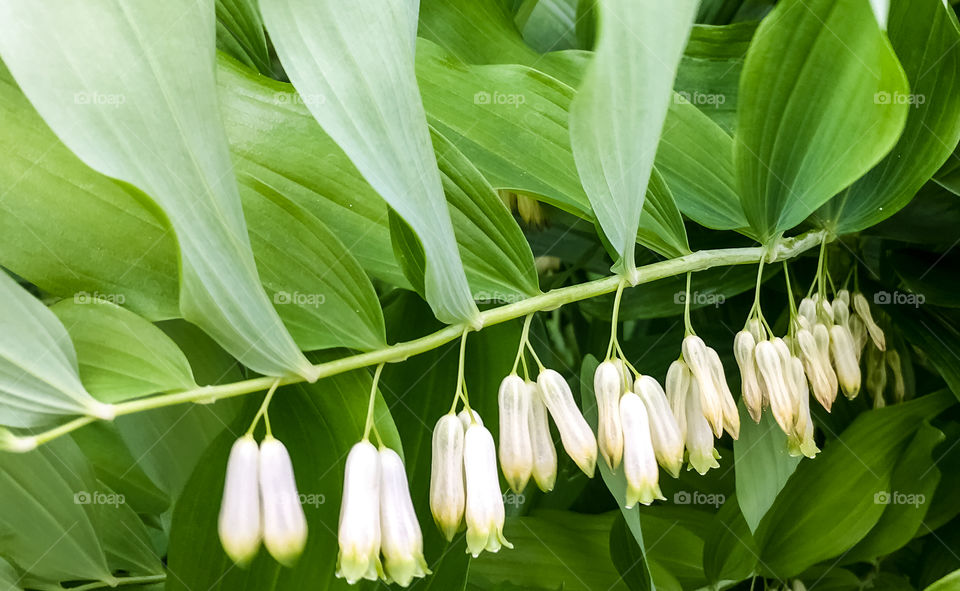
[0,0,959,589]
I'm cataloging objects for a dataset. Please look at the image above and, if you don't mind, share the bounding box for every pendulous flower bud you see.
[429,415,465,541]
[684,379,720,475]
[593,361,625,470]
[463,423,513,557]
[681,335,723,437]
[619,392,665,507]
[526,381,558,492]
[706,348,740,440]
[866,344,887,409]
[798,297,817,326]
[498,375,533,493]
[786,357,818,459]
[613,358,634,393]
[379,447,430,587]
[830,325,861,399]
[796,328,838,412]
[537,369,597,477]
[886,350,906,403]
[853,292,886,351]
[634,376,684,478]
[849,315,868,360]
[754,340,795,435]
[337,441,383,583]
[219,435,262,566]
[734,330,763,423]
[665,360,691,439]
[260,437,308,566]
[458,409,483,429]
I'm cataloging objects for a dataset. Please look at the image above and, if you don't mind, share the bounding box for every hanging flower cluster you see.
[218,434,308,567]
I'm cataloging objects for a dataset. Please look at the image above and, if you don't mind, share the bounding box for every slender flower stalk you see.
[218,435,262,566]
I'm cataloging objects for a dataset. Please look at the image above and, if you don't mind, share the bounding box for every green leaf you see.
[609,515,652,591]
[241,188,388,351]
[417,41,689,258]
[821,0,960,234]
[0,271,107,427]
[262,0,479,326]
[0,558,21,590]
[0,438,113,584]
[520,0,580,53]
[71,423,170,516]
[579,355,655,591]
[702,494,758,584]
[389,128,540,304]
[843,422,944,563]
[888,307,960,403]
[215,0,276,77]
[471,511,628,591]
[926,569,960,591]
[50,301,196,403]
[166,368,401,590]
[754,392,954,577]
[735,0,910,241]
[734,402,801,533]
[0,1,313,379]
[568,0,696,272]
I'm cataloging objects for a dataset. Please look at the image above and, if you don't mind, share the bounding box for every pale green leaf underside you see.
[569,0,697,272]
[262,0,480,326]
[50,300,197,403]
[735,0,910,242]
[0,271,104,427]
[0,0,312,379]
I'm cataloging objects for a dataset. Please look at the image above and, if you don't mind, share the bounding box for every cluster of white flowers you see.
[734,290,889,456]
[337,441,430,586]
[218,435,308,567]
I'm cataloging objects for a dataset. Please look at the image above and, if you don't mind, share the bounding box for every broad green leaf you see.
[734,402,801,533]
[609,515,652,591]
[93,482,165,577]
[888,307,960,403]
[843,422,944,563]
[242,188,388,351]
[819,0,960,234]
[166,371,400,590]
[754,392,954,577]
[735,0,910,242]
[675,22,756,134]
[0,438,112,584]
[569,0,697,273]
[417,41,689,258]
[658,100,748,231]
[262,0,479,326]
[0,558,20,590]
[936,146,960,197]
[215,0,276,77]
[520,0,580,52]
[471,511,628,590]
[0,65,179,321]
[0,271,108,427]
[926,569,960,591]
[389,128,540,304]
[50,301,196,403]
[579,355,655,591]
[72,423,170,516]
[0,1,313,379]
[702,494,758,584]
